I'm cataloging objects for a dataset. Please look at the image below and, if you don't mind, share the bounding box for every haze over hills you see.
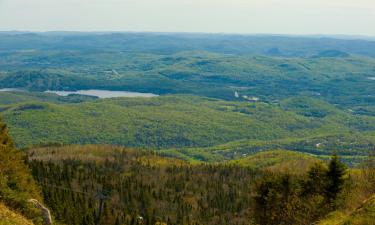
[1,32,375,56]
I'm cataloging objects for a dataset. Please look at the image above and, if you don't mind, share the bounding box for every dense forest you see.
[1,92,374,165]
[26,145,375,225]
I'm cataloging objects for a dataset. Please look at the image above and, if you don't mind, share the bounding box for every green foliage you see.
[304,163,328,195]
[28,145,259,225]
[1,32,375,225]
[318,195,375,225]
[254,173,303,225]
[0,203,34,225]
[1,34,375,108]
[229,150,320,172]
[0,118,42,223]
[325,154,348,205]
[26,144,358,225]
[1,94,374,162]
[253,155,348,225]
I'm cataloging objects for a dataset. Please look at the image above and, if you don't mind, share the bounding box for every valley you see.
[1,33,375,225]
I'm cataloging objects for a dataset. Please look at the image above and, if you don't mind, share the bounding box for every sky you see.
[0,0,374,36]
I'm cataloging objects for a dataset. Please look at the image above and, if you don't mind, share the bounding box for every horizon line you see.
[1,30,374,40]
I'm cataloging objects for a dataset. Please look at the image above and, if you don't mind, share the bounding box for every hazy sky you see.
[0,0,374,35]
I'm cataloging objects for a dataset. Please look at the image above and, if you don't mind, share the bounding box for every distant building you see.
[242,95,259,102]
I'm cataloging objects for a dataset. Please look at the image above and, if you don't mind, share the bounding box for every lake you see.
[0,88,158,98]
[0,88,25,92]
[44,90,158,98]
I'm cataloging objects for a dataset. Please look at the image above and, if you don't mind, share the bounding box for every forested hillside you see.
[1,93,374,164]
[26,144,375,225]
[0,118,42,224]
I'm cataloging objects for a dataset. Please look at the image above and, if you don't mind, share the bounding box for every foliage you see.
[27,145,358,225]
[1,33,375,108]
[253,173,304,225]
[253,155,348,225]
[1,94,374,163]
[1,32,375,224]
[0,203,34,225]
[318,195,375,225]
[325,154,348,205]
[228,150,320,172]
[0,118,42,223]
[28,145,259,225]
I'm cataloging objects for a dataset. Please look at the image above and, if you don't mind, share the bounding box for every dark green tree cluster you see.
[28,145,350,225]
[254,154,347,225]
[29,148,258,225]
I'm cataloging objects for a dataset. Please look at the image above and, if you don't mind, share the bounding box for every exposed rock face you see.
[28,199,52,225]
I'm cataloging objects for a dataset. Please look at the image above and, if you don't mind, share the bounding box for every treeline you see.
[27,145,369,225]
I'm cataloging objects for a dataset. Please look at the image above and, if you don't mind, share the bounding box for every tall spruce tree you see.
[325,153,347,205]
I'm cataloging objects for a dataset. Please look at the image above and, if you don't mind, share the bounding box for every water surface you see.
[45,90,158,98]
[0,88,25,92]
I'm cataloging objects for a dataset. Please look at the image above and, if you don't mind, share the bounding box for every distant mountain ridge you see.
[1,32,375,57]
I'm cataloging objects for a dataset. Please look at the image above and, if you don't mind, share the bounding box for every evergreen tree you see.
[325,154,347,205]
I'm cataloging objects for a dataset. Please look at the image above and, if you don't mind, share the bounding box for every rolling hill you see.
[1,33,375,108]
[0,93,374,163]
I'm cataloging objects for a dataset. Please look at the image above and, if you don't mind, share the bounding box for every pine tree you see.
[325,153,347,205]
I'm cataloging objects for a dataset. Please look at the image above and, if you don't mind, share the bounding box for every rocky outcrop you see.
[28,199,52,225]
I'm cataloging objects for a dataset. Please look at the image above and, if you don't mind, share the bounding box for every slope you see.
[0,117,42,224]
[318,195,375,225]
[0,203,34,225]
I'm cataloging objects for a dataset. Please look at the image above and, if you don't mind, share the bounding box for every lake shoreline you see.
[0,88,159,99]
